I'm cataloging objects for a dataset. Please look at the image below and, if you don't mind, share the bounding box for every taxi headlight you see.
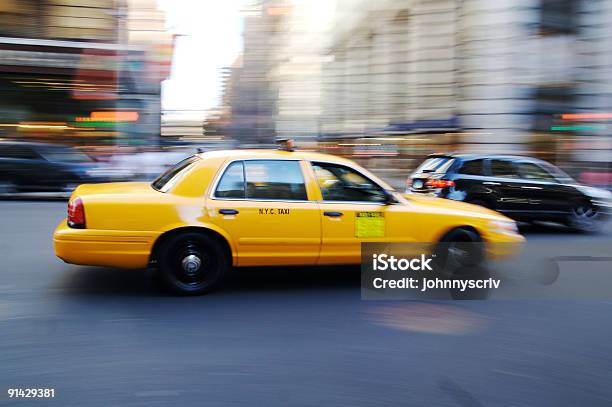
[489,219,519,235]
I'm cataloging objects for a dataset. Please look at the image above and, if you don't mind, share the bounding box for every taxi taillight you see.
[67,197,86,229]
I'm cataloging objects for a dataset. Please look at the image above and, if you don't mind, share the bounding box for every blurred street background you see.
[0,0,611,193]
[2,1,612,405]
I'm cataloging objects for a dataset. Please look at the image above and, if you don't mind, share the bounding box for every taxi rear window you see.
[214,160,308,201]
[152,156,199,192]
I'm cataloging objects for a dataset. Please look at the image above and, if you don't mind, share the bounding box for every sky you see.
[157,0,245,112]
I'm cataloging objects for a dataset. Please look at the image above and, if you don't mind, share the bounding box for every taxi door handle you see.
[324,211,343,217]
[219,209,239,215]
[521,186,542,190]
[483,182,501,186]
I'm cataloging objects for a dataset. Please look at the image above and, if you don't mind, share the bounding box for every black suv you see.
[407,153,612,232]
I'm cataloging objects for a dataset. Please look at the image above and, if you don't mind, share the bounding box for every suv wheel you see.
[567,202,604,233]
[157,232,230,295]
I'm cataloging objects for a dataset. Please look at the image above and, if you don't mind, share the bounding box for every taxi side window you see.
[312,162,386,202]
[245,160,307,200]
[215,161,245,198]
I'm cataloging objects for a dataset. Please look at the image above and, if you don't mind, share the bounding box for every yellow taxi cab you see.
[54,148,524,295]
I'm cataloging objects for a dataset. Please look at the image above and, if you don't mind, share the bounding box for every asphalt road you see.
[1,201,612,406]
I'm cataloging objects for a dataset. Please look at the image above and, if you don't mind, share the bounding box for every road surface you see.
[1,201,612,406]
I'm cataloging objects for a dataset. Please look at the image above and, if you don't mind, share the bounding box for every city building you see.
[0,0,173,148]
[274,0,335,140]
[319,0,458,137]
[224,0,291,145]
[270,0,611,179]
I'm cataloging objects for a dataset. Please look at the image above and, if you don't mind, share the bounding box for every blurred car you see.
[0,141,114,194]
[108,149,198,181]
[54,148,523,295]
[407,153,612,232]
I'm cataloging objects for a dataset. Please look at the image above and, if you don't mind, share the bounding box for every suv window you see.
[414,157,455,174]
[516,162,556,182]
[215,161,245,198]
[245,160,307,200]
[541,161,573,182]
[458,159,484,175]
[490,159,519,178]
[312,162,386,202]
[0,145,39,160]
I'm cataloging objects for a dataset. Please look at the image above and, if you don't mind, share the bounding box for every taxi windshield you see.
[151,156,199,192]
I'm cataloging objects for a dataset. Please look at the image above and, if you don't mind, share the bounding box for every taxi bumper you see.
[482,230,525,261]
[53,219,157,269]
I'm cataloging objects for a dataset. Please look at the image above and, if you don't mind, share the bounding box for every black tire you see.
[566,201,605,233]
[157,232,230,295]
[434,228,484,273]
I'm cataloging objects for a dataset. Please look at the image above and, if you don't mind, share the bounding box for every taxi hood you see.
[402,193,510,220]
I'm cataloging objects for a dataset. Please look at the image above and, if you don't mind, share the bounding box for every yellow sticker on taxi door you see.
[355,212,385,237]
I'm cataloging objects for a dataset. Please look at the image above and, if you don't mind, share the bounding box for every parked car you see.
[407,153,612,232]
[0,141,111,193]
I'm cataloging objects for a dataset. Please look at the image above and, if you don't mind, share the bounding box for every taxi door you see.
[206,159,321,267]
[308,161,416,265]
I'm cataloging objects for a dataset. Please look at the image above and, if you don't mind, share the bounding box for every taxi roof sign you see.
[276,138,295,152]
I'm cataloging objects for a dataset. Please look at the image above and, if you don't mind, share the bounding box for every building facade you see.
[0,0,173,148]
[270,0,611,173]
[224,1,290,146]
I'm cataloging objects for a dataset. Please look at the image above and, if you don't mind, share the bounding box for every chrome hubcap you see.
[572,205,598,230]
[448,246,467,259]
[181,254,202,275]
[574,206,595,219]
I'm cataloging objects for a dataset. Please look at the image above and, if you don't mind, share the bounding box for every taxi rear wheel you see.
[157,232,229,295]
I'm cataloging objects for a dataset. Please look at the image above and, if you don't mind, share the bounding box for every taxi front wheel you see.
[434,228,484,273]
[157,232,230,295]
